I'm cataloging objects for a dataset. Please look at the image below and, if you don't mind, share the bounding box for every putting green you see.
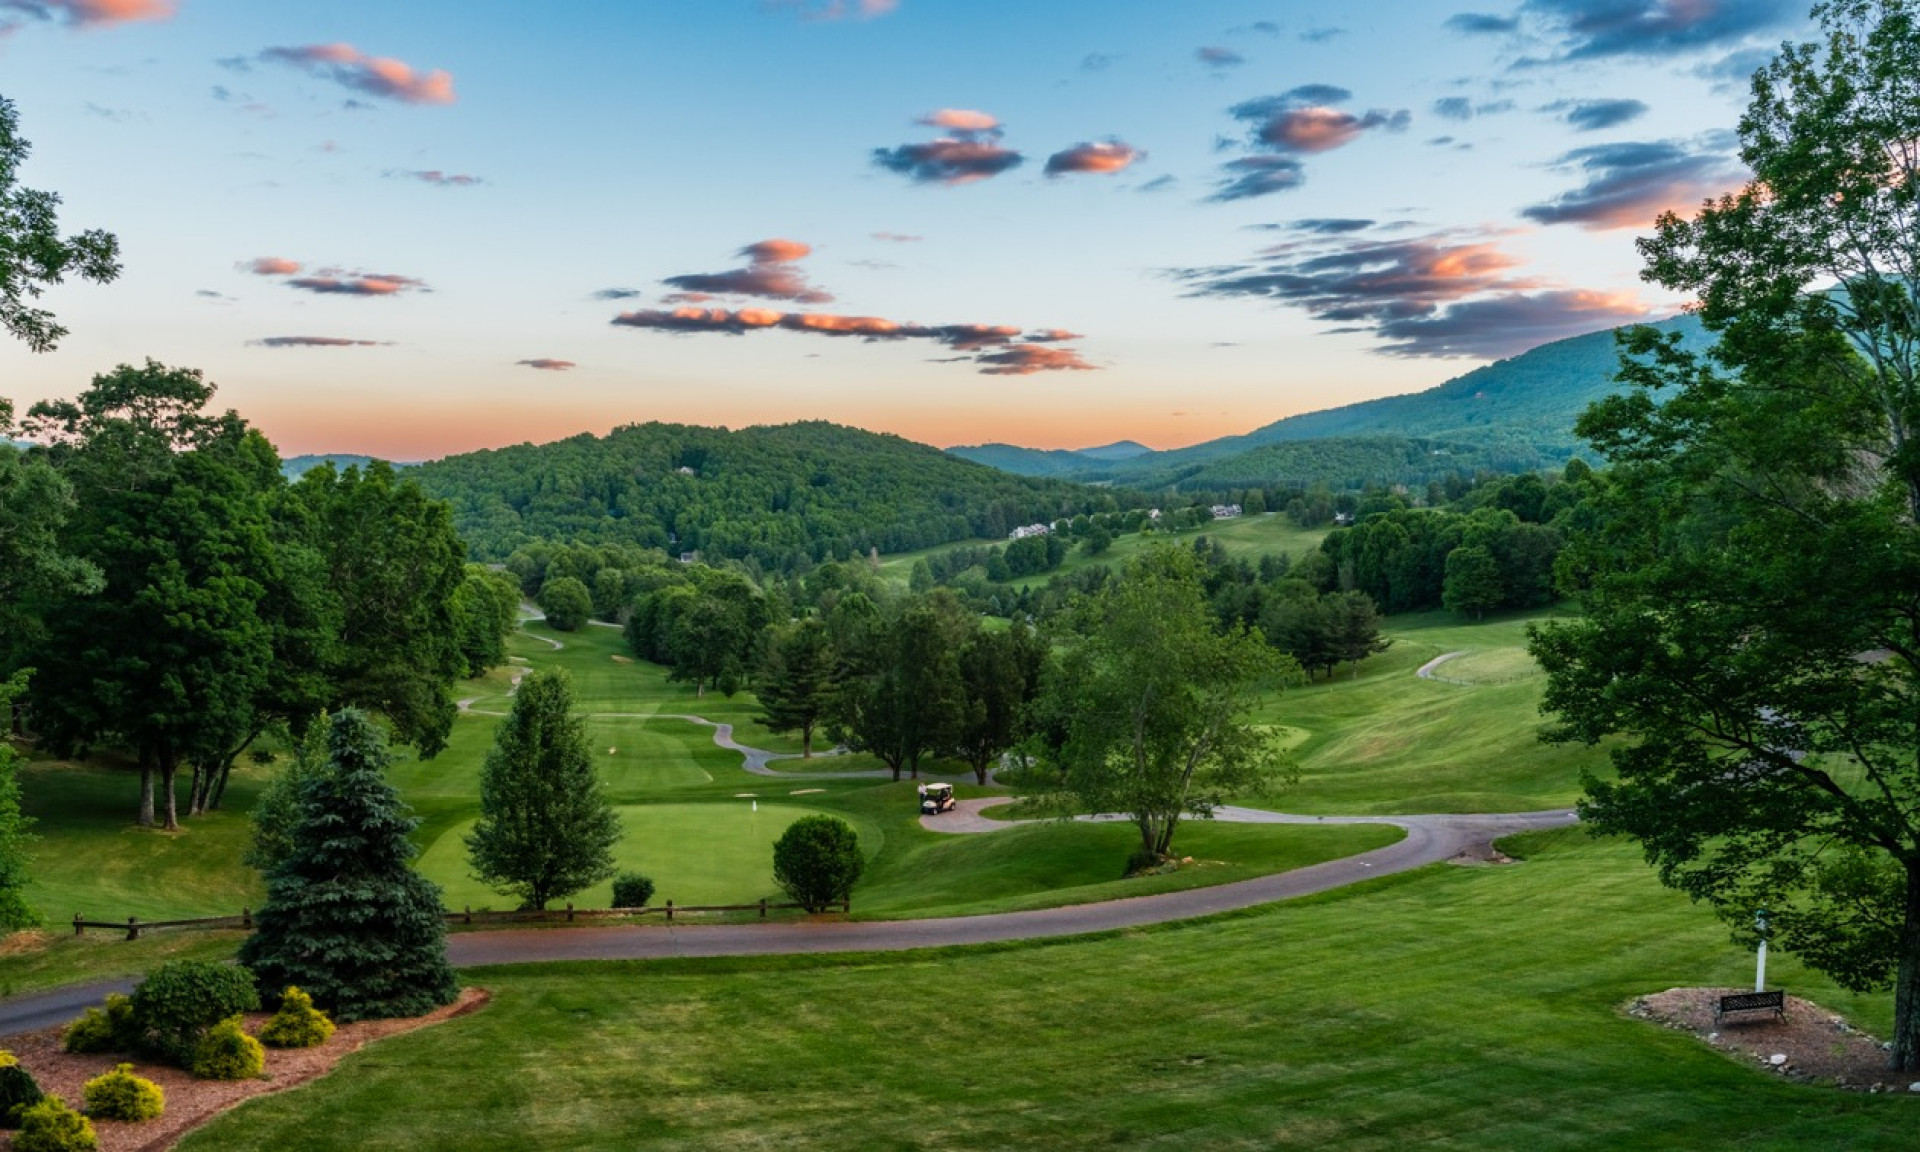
[417,802,878,910]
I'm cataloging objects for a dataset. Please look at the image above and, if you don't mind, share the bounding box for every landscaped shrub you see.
[60,995,137,1055]
[0,1051,44,1127]
[771,815,863,912]
[131,960,259,1066]
[12,1095,95,1152]
[80,1065,162,1122]
[611,872,655,908]
[189,1016,264,1081]
[258,986,334,1049]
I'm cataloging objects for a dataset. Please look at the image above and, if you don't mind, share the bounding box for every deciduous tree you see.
[1529,0,1920,1072]
[0,96,120,353]
[464,669,621,911]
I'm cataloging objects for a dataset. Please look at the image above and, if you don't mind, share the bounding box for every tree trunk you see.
[137,756,156,828]
[161,761,180,831]
[1892,862,1920,1072]
[208,732,257,811]
[801,724,813,759]
[974,760,990,786]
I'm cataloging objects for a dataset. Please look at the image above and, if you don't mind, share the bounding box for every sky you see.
[0,0,1808,459]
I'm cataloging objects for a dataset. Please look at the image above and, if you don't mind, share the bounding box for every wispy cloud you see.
[661,239,833,304]
[875,109,1022,185]
[611,307,1096,376]
[1541,97,1650,131]
[1432,96,1515,121]
[258,43,456,105]
[871,231,922,242]
[1197,45,1245,68]
[766,0,897,20]
[1172,222,1651,358]
[592,287,643,300]
[1045,140,1144,177]
[1446,12,1520,34]
[517,358,576,371]
[1521,136,1744,230]
[1518,0,1801,63]
[252,335,391,348]
[0,0,172,28]
[386,168,483,187]
[241,256,302,276]
[287,273,429,297]
[1212,86,1409,201]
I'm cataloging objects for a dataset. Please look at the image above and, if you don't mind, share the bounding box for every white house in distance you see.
[1210,503,1243,520]
[1009,523,1050,540]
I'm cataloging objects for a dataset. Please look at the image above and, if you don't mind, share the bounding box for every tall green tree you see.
[951,621,1046,785]
[0,95,120,353]
[537,575,592,632]
[1441,545,1502,620]
[464,669,621,911]
[0,672,38,932]
[24,363,273,829]
[1031,549,1290,865]
[831,591,969,781]
[1529,0,1920,1072]
[238,710,458,1022]
[755,619,838,757]
[1326,590,1392,676]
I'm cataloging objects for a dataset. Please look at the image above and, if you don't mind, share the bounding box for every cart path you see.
[1415,651,1469,683]
[0,805,1576,1036]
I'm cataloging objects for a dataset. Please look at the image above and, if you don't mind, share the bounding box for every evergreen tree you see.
[464,669,621,910]
[238,711,457,1022]
[1327,590,1392,676]
[755,619,838,757]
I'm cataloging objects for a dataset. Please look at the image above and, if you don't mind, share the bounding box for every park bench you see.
[1714,990,1785,1026]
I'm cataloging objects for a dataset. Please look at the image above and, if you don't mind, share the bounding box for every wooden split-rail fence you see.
[73,897,851,941]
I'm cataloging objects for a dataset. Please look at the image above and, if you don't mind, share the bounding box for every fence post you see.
[759,898,767,920]
[126,916,139,942]
[73,913,82,937]
[842,897,850,914]
[566,902,574,922]
[666,899,674,922]
[241,906,251,930]
[464,905,473,926]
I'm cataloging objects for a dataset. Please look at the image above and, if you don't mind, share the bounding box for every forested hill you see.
[965,313,1712,489]
[948,439,1152,475]
[409,420,1126,569]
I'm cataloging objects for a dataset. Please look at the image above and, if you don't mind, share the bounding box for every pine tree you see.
[755,619,838,758]
[238,710,457,1022]
[464,669,621,910]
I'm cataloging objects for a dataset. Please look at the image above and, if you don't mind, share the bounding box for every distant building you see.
[678,551,697,564]
[1333,511,1354,526]
[1148,508,1162,520]
[675,466,696,476]
[1210,503,1243,520]
[1009,523,1051,540]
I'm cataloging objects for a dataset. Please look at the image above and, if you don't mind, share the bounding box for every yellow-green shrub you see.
[12,1095,96,1152]
[60,995,136,1055]
[188,1016,264,1081]
[80,1064,163,1122]
[258,986,334,1049]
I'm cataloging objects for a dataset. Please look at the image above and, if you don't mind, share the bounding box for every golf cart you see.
[919,782,955,815]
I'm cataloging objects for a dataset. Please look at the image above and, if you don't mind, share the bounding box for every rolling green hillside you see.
[947,438,1151,475]
[965,314,1713,490]
[409,420,1126,570]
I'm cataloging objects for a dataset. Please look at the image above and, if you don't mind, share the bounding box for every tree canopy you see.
[1529,0,1920,1072]
[0,95,120,353]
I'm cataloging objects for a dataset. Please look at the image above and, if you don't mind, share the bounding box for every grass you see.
[178,829,1909,1151]
[1261,607,1600,815]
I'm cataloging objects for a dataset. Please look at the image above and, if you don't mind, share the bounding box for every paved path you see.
[0,804,1576,1035]
[1415,650,1469,684]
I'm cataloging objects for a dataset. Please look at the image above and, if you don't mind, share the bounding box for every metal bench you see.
[1714,990,1785,1026]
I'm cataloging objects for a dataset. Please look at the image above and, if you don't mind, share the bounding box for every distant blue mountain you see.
[281,453,415,479]
[947,438,1152,475]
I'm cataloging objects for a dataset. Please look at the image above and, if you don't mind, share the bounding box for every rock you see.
[1908,1082,1920,1093]
[1769,1054,1788,1066]
[1706,1033,1718,1043]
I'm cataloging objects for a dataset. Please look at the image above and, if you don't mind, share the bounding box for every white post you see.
[1755,909,1768,993]
[752,799,757,813]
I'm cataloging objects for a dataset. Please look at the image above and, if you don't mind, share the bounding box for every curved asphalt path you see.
[0,641,1574,1034]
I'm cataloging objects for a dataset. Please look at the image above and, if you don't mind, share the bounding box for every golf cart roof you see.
[926,782,953,793]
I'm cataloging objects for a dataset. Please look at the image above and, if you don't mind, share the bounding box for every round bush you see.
[81,1065,162,1123]
[538,576,592,632]
[60,994,137,1056]
[610,872,655,909]
[132,961,259,1067]
[0,1052,44,1128]
[190,1016,265,1081]
[771,815,863,913]
[258,987,335,1049]
[13,1095,95,1152]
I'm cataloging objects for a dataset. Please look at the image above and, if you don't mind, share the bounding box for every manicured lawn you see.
[418,802,885,909]
[179,830,1909,1151]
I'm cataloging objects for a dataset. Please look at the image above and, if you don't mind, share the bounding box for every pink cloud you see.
[259,42,456,105]
[611,307,1097,375]
[253,335,390,348]
[287,272,428,297]
[243,256,302,276]
[389,169,483,187]
[1045,140,1144,176]
[770,0,897,21]
[662,238,833,304]
[917,108,1000,135]
[517,358,576,371]
[976,344,1096,376]
[0,0,172,27]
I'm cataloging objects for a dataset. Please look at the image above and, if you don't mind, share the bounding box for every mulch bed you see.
[1627,986,1912,1092]
[0,986,489,1151]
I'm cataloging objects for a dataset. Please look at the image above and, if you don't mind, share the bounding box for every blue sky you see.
[0,0,1806,458]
